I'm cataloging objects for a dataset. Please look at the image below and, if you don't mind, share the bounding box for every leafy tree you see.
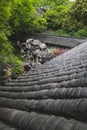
[38,0,70,8]
[0,0,47,78]
[0,0,23,78]
[10,0,36,33]
[63,0,87,33]
[33,16,47,32]
[0,0,87,79]
[9,0,47,34]
[74,29,87,37]
[44,4,70,30]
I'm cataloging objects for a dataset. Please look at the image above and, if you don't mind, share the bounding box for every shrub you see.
[53,48,68,57]
[12,65,24,78]
[0,41,23,79]
[74,29,87,37]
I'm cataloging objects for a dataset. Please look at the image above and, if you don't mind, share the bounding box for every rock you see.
[26,38,34,44]
[39,43,47,50]
[32,40,41,46]
[23,63,32,72]
[20,49,25,54]
[19,38,53,72]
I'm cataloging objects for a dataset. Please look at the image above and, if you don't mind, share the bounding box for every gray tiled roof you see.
[0,120,19,130]
[0,41,87,130]
[27,34,87,48]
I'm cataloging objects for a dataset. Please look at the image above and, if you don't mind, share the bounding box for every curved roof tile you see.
[0,41,87,130]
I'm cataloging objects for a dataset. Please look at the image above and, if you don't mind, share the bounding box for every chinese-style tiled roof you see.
[0,41,87,130]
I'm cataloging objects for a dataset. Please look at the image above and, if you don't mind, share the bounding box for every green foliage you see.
[71,0,87,26]
[10,0,36,33]
[0,0,87,79]
[11,57,24,77]
[9,0,47,34]
[50,47,57,53]
[0,0,24,78]
[33,16,47,32]
[44,10,59,30]
[0,0,48,78]
[0,39,23,78]
[39,0,87,37]
[74,29,87,37]
[43,2,70,30]
[63,0,87,33]
[39,0,70,8]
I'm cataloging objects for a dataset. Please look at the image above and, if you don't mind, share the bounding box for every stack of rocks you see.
[18,39,53,71]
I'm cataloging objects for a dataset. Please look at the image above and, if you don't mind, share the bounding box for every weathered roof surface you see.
[26,34,87,48]
[0,41,87,130]
[0,120,19,130]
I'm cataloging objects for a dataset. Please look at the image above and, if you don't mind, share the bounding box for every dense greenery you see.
[42,0,87,36]
[0,0,87,78]
[0,0,23,78]
[0,0,47,78]
[63,0,87,36]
